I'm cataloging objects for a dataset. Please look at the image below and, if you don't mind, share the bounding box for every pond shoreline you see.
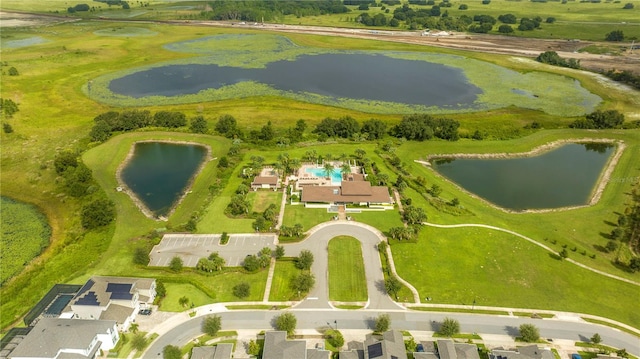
[115,140,213,221]
[421,138,625,214]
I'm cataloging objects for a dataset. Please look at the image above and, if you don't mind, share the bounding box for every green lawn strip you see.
[433,332,483,340]
[579,318,640,338]
[226,305,290,310]
[392,225,640,328]
[395,129,640,280]
[408,307,509,316]
[133,333,158,359]
[333,305,365,310]
[181,331,237,355]
[380,247,414,302]
[269,259,301,301]
[328,236,368,302]
[0,196,51,285]
[513,312,555,319]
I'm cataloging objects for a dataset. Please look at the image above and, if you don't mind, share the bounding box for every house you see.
[191,343,234,359]
[489,345,554,359]
[62,276,156,331]
[340,330,407,359]
[8,318,118,359]
[251,168,281,191]
[414,340,480,359]
[300,180,393,209]
[262,331,330,359]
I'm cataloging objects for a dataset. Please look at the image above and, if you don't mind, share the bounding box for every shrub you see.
[8,67,19,76]
[498,25,514,33]
[375,314,391,333]
[439,317,460,336]
[459,4,468,9]
[169,256,183,272]
[3,123,13,133]
[81,199,115,229]
[519,323,540,342]
[605,30,624,41]
[233,282,250,298]
[202,315,222,336]
[133,247,149,265]
[326,329,344,348]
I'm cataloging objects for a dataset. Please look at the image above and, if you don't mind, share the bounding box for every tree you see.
[498,14,517,24]
[81,199,116,229]
[243,255,261,272]
[54,151,78,175]
[129,323,139,334]
[325,329,344,348]
[375,314,391,333]
[203,315,222,336]
[439,317,460,336]
[519,323,540,342]
[403,206,427,225]
[458,4,468,10]
[630,258,640,272]
[163,345,182,359]
[385,276,402,298]
[215,114,237,135]
[274,245,285,259]
[131,333,147,351]
[323,162,335,179]
[291,272,315,294]
[498,25,514,33]
[559,248,569,260]
[89,120,112,142]
[156,281,166,298]
[295,250,314,270]
[248,339,261,355]
[233,282,251,298]
[591,333,602,344]
[169,256,183,272]
[275,312,297,337]
[259,121,275,141]
[449,197,460,207]
[623,2,634,9]
[429,184,442,197]
[605,30,624,42]
[189,115,209,134]
[178,296,189,308]
[1,98,19,118]
[227,194,250,216]
[133,247,149,265]
[8,67,19,76]
[606,241,618,253]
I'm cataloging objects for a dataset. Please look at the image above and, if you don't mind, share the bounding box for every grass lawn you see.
[269,259,301,301]
[159,282,214,312]
[248,191,282,213]
[391,225,640,328]
[328,236,367,302]
[282,205,332,231]
[349,210,404,234]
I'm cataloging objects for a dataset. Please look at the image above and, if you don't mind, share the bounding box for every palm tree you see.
[323,162,335,179]
[341,162,351,180]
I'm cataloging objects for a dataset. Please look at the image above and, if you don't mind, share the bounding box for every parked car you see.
[138,308,152,315]
[572,354,582,359]
[416,344,425,352]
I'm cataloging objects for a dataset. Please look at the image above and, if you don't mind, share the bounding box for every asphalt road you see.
[143,309,640,358]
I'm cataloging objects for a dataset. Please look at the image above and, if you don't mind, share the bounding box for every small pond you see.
[120,142,207,218]
[3,36,48,48]
[107,53,481,108]
[430,143,615,211]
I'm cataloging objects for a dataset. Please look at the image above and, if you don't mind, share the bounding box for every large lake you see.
[121,142,207,218]
[431,143,614,211]
[108,53,481,107]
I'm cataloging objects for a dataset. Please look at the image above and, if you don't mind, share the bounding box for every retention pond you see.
[120,142,207,218]
[430,143,615,211]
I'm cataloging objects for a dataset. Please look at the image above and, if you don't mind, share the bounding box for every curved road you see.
[143,308,640,358]
[143,222,639,357]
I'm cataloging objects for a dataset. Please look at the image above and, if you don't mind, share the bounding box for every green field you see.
[159,282,213,312]
[269,259,301,301]
[328,236,368,302]
[0,197,51,285]
[1,4,639,333]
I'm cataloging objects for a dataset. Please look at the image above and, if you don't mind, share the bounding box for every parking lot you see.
[149,233,277,267]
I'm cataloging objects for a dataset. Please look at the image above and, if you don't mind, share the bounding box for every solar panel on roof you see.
[45,294,74,315]
[75,279,95,298]
[368,342,383,358]
[75,291,100,306]
[106,283,132,293]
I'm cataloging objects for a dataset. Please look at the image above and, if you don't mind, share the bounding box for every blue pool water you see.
[305,167,343,184]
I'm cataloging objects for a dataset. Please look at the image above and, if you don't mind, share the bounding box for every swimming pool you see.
[305,167,343,184]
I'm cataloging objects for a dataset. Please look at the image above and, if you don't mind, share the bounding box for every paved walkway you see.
[423,222,640,287]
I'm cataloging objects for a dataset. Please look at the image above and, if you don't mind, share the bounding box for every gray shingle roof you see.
[262,331,307,359]
[8,318,116,358]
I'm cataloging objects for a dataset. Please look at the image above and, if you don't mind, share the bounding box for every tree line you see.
[201,0,349,22]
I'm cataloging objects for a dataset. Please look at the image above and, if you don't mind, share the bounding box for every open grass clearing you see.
[349,210,404,234]
[268,259,300,301]
[408,306,509,316]
[158,282,213,312]
[328,236,367,302]
[248,191,282,214]
[392,225,640,328]
[282,205,331,231]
